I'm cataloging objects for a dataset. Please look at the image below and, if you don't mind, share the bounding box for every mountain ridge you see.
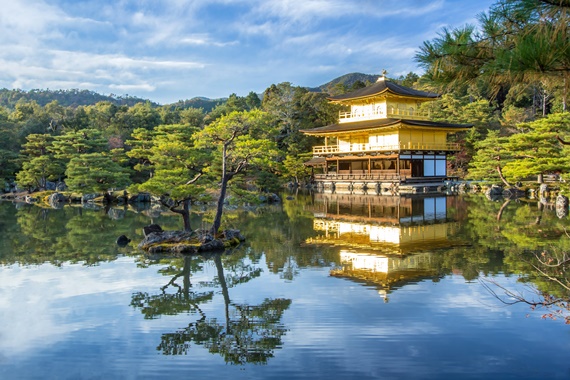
[0,72,385,111]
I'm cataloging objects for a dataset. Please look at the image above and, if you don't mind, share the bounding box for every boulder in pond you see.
[143,224,163,237]
[47,192,67,208]
[116,235,131,247]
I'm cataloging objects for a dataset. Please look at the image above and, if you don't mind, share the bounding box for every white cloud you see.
[179,34,238,47]
[251,0,445,23]
[109,83,156,92]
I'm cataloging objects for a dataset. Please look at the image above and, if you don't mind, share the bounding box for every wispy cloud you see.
[179,34,238,47]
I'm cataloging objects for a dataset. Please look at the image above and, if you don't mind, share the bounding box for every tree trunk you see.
[182,255,192,298]
[562,76,568,112]
[169,199,192,232]
[211,173,229,235]
[211,143,229,236]
[214,254,230,328]
[496,165,511,187]
[182,199,191,232]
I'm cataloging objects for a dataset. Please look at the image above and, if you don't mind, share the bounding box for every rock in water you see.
[116,235,131,247]
[143,224,163,237]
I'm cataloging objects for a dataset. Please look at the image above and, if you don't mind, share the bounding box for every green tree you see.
[125,127,156,180]
[467,130,511,182]
[50,128,108,162]
[86,101,118,131]
[282,154,312,184]
[9,100,52,138]
[65,152,131,193]
[126,102,162,131]
[244,91,261,110]
[262,82,338,155]
[502,113,570,181]
[416,0,569,110]
[194,110,279,235]
[0,108,21,182]
[127,124,209,231]
[179,108,205,128]
[15,134,62,190]
[61,106,90,132]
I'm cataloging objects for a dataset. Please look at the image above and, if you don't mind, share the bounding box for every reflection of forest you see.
[2,192,569,325]
[0,202,183,265]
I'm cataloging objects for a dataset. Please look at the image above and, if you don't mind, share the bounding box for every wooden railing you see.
[313,142,460,155]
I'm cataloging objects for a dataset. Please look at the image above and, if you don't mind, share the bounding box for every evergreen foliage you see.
[65,152,131,193]
[416,0,569,111]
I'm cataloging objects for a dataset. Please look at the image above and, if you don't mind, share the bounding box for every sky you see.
[0,0,497,105]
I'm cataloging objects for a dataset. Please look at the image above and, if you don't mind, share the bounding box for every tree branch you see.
[185,172,203,186]
[556,135,570,145]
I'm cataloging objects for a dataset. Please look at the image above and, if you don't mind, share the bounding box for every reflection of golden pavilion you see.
[307,192,459,254]
[305,193,463,300]
[330,250,439,302]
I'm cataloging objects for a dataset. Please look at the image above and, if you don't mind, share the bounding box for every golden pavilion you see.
[301,74,472,194]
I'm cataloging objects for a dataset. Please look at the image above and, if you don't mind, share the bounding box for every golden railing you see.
[338,109,430,123]
[312,142,460,155]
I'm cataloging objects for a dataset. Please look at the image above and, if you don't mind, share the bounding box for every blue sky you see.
[1,0,496,105]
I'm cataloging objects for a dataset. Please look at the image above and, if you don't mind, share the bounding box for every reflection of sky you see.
[1,256,570,379]
[0,258,167,358]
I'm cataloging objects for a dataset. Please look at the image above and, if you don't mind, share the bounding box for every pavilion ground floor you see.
[307,153,457,195]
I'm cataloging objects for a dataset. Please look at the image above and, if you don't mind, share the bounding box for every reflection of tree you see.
[132,252,291,364]
[130,256,213,319]
[461,193,570,322]
[158,297,291,364]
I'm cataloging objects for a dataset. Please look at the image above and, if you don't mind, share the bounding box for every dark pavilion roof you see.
[301,118,472,135]
[328,78,439,102]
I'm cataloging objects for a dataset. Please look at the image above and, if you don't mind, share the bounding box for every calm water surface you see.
[0,192,569,379]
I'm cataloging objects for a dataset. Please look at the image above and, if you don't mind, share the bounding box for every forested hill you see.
[0,72,409,111]
[310,73,380,93]
[166,97,227,113]
[0,88,159,109]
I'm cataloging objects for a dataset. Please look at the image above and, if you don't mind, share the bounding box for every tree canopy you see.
[416,0,570,110]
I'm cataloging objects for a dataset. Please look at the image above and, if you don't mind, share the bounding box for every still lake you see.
[0,191,569,379]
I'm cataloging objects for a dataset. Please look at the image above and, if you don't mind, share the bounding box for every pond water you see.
[1,192,569,379]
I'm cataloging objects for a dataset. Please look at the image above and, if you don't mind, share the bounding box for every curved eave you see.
[328,89,439,104]
[301,119,473,136]
[327,80,440,103]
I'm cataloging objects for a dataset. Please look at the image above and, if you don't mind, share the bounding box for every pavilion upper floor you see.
[304,119,469,157]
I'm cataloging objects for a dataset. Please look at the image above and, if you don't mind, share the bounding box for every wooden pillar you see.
[397,155,400,176]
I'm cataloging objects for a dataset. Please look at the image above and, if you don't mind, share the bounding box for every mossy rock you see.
[139,228,245,254]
